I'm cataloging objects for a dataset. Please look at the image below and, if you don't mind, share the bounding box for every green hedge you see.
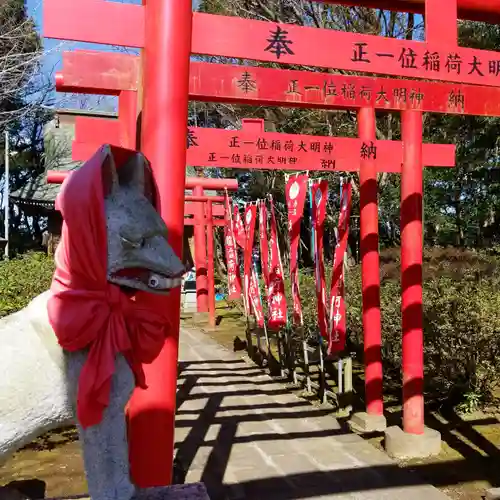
[0,252,54,318]
[3,248,500,408]
[295,248,500,408]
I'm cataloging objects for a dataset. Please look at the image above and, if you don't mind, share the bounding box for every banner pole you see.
[254,261,271,362]
[309,179,315,264]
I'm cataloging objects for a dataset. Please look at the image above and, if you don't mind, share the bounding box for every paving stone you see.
[225,465,280,483]
[253,439,300,457]
[267,452,319,475]
[304,414,343,431]
[176,327,451,500]
[235,420,275,437]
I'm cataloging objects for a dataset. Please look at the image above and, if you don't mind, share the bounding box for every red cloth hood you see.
[47,146,169,428]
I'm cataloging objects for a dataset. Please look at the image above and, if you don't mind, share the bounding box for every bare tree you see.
[0,0,46,129]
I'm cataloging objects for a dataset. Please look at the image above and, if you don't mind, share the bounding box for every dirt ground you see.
[0,428,86,498]
[2,302,500,499]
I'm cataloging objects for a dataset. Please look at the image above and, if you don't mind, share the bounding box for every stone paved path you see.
[175,327,450,500]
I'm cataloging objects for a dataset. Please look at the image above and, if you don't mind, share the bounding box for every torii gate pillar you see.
[193,186,209,312]
[127,0,192,488]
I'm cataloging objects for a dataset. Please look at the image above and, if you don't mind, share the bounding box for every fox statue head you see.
[102,149,185,293]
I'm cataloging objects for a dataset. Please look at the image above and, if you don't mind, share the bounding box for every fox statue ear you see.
[118,151,156,203]
[142,161,156,204]
[101,146,119,197]
[118,151,146,193]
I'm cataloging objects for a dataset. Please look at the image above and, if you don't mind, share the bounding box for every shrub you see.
[0,252,54,318]
[297,247,500,406]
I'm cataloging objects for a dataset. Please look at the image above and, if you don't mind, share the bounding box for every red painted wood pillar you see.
[357,107,383,416]
[401,110,425,435]
[206,200,216,328]
[425,0,458,46]
[119,90,138,149]
[128,0,192,487]
[193,186,209,312]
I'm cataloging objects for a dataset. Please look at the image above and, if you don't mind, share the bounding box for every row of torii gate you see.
[43,0,500,489]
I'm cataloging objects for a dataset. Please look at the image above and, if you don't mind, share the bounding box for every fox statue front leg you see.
[66,351,135,500]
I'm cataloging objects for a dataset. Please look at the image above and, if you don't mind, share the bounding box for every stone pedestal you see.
[384,425,442,459]
[182,290,198,313]
[348,412,387,433]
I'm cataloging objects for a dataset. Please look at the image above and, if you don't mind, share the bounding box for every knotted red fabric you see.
[47,146,169,429]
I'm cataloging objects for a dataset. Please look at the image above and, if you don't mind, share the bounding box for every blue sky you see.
[26,0,142,79]
[26,0,418,109]
[26,0,199,109]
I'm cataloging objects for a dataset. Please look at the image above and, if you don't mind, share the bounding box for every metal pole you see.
[401,110,425,435]
[357,108,383,416]
[309,180,315,263]
[4,130,9,259]
[128,0,193,487]
[206,200,216,328]
[254,261,271,357]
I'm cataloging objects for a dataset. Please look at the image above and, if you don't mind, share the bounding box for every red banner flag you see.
[233,205,246,249]
[224,194,242,300]
[285,174,309,326]
[259,200,270,288]
[243,204,257,317]
[249,267,265,327]
[268,196,287,330]
[312,180,329,340]
[328,182,353,355]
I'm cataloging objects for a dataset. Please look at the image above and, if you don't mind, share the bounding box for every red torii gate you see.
[67,100,456,441]
[55,47,457,428]
[44,0,500,483]
[185,194,230,319]
[316,0,500,24]
[71,118,455,171]
[54,48,457,438]
[47,15,456,482]
[187,195,229,329]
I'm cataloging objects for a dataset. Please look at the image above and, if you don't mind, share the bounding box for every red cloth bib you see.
[47,147,169,429]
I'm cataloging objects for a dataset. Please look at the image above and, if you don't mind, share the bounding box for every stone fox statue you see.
[0,145,185,500]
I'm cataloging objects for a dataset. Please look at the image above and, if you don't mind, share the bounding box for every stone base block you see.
[192,312,209,322]
[384,425,441,459]
[348,412,387,433]
[485,488,500,500]
[182,291,198,314]
[135,483,209,499]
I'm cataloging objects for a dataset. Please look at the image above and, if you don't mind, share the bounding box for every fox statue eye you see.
[121,236,146,249]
